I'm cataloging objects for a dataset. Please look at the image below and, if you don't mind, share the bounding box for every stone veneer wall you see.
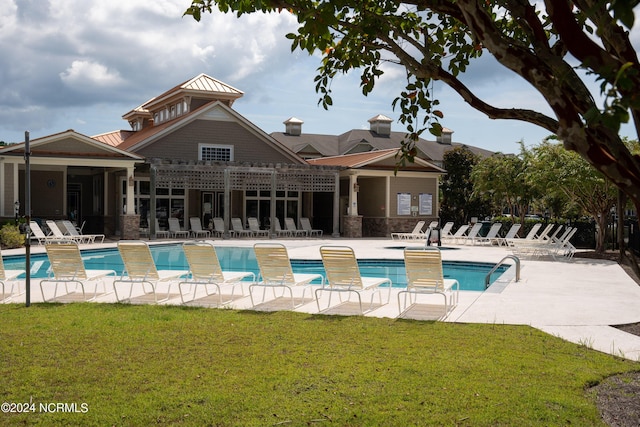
[120,214,140,240]
[342,215,362,238]
[363,217,436,237]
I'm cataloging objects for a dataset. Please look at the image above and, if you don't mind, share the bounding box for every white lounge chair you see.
[29,221,65,245]
[211,217,227,238]
[473,223,503,245]
[391,221,426,240]
[251,243,323,308]
[113,241,187,304]
[398,247,459,319]
[316,246,391,315]
[41,242,115,302]
[441,224,468,244]
[168,218,189,239]
[0,250,24,303]
[189,217,211,239]
[231,217,253,238]
[179,242,255,306]
[60,220,105,243]
[300,217,322,237]
[274,218,292,237]
[285,217,307,237]
[458,223,483,245]
[46,220,83,243]
[247,217,269,238]
[493,223,521,246]
[439,222,455,238]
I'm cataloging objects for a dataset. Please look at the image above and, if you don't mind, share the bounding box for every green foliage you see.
[529,140,617,251]
[186,0,640,214]
[440,147,490,225]
[471,143,540,222]
[0,224,24,249]
[0,304,635,425]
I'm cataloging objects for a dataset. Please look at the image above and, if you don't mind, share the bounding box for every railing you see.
[485,255,520,289]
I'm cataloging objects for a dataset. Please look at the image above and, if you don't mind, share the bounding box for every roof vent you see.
[368,114,393,136]
[284,117,303,136]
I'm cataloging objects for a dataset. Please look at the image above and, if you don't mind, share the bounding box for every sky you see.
[0,0,636,154]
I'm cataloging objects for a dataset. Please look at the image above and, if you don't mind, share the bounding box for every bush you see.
[0,223,25,249]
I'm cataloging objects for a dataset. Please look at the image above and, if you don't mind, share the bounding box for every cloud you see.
[60,60,124,88]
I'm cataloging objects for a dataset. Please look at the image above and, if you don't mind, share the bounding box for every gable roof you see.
[0,129,143,163]
[307,148,445,172]
[99,100,306,164]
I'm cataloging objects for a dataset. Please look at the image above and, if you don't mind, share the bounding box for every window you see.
[199,144,233,162]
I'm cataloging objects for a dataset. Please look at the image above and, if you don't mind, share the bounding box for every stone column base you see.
[120,214,140,240]
[342,215,363,238]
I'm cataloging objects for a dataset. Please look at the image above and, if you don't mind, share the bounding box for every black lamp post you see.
[14,200,20,225]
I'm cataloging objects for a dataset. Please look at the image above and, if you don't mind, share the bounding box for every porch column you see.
[121,166,140,240]
[348,174,358,216]
[332,171,340,237]
[270,171,277,238]
[223,169,230,238]
[344,173,362,238]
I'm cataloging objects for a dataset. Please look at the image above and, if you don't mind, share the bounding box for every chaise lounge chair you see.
[247,217,269,238]
[251,243,323,309]
[316,246,391,315]
[391,220,426,240]
[231,217,254,238]
[189,217,211,239]
[113,241,187,304]
[441,224,469,245]
[300,217,323,237]
[0,250,24,303]
[398,247,459,319]
[472,223,503,245]
[285,217,308,237]
[496,223,522,246]
[60,220,106,244]
[40,242,116,302]
[168,218,190,239]
[179,241,255,306]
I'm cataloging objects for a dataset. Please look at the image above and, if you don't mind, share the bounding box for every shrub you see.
[0,223,25,248]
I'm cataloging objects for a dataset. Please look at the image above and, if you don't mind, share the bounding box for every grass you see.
[0,303,637,426]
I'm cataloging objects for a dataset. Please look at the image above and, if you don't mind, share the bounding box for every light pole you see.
[14,201,20,225]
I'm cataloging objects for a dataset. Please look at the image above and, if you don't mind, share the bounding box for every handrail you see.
[485,255,520,289]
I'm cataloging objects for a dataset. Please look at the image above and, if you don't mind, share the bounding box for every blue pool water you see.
[4,244,508,292]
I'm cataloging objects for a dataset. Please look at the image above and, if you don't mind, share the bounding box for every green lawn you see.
[0,303,636,426]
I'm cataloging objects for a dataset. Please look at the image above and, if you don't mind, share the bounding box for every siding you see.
[136,120,298,164]
[388,176,438,217]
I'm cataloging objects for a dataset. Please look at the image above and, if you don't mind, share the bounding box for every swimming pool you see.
[4,244,508,292]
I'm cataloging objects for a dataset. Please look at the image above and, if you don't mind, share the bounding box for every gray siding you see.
[136,120,300,164]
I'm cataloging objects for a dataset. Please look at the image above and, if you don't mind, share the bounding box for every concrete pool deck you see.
[4,238,640,361]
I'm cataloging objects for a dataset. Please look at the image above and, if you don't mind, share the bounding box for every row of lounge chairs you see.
[30,220,105,245]
[158,216,323,239]
[3,241,458,319]
[396,220,577,257]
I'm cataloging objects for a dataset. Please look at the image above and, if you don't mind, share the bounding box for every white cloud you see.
[60,60,124,88]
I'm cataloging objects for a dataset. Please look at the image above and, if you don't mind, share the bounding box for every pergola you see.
[143,159,342,237]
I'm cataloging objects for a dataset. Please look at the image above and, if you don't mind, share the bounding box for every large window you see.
[199,144,233,162]
[121,179,186,230]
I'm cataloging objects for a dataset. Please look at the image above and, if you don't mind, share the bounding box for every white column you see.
[126,167,135,214]
[349,174,359,216]
[385,176,390,218]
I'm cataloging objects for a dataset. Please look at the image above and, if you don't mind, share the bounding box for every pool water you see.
[4,244,508,292]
